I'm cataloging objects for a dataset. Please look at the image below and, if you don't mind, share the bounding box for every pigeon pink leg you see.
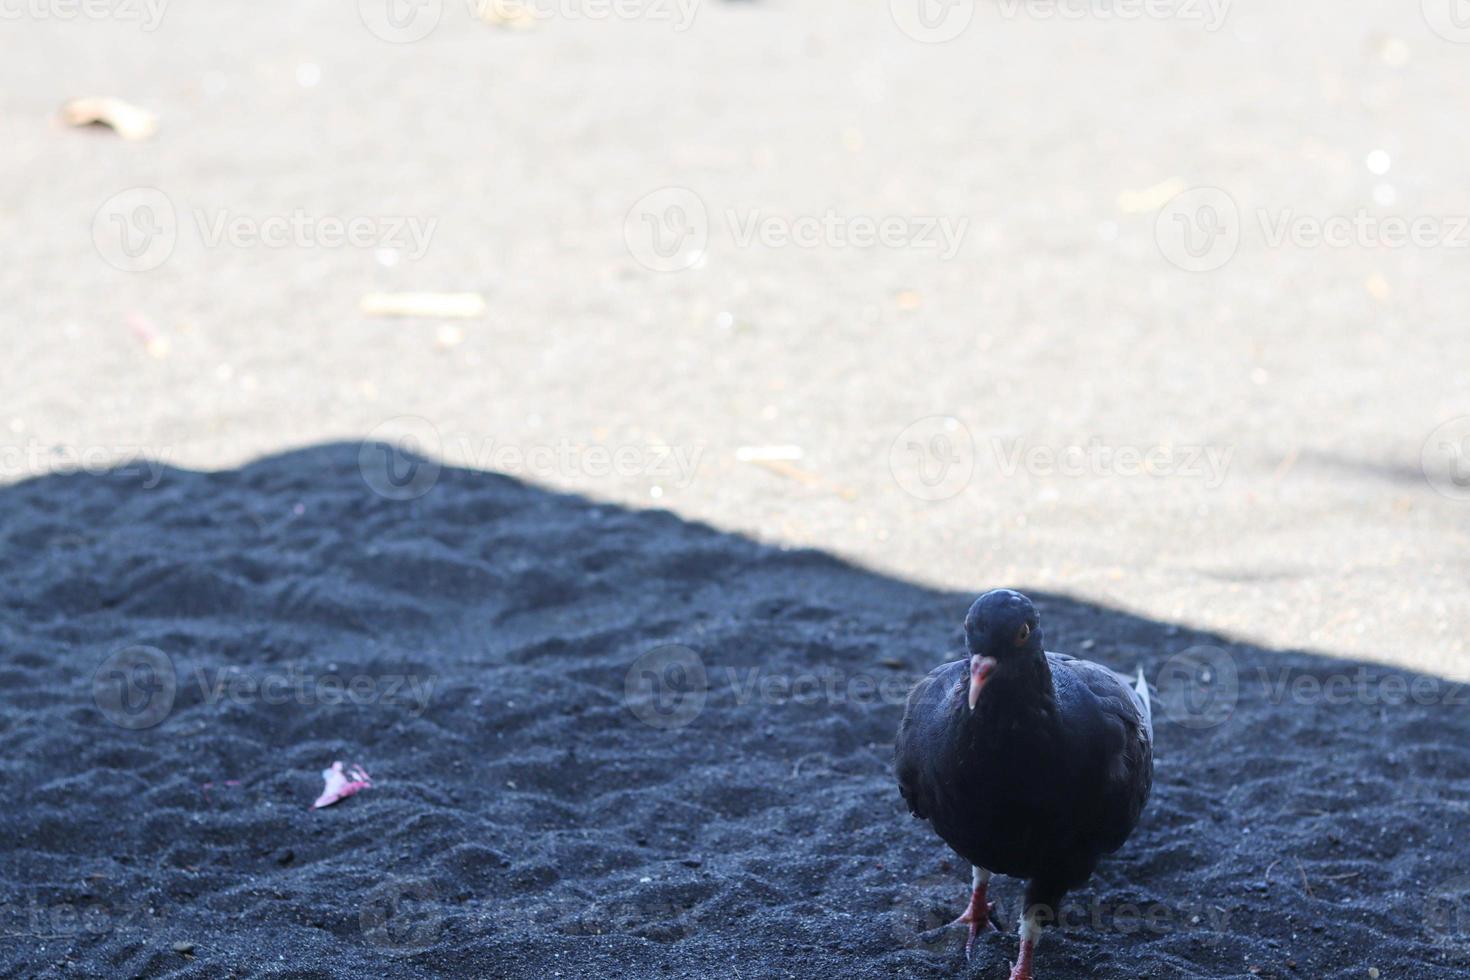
[1008,908,1042,980]
[950,866,996,959]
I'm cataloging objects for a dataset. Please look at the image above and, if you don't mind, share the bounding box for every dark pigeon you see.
[895,589,1154,980]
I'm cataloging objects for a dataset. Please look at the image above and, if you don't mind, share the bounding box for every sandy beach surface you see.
[4,0,1470,977]
[5,448,1470,979]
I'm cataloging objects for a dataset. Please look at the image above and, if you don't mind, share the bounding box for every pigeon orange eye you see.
[1016,623,1031,645]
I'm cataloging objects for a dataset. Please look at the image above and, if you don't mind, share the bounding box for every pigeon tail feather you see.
[1134,666,1153,738]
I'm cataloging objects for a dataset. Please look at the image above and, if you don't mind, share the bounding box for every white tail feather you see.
[1134,666,1153,733]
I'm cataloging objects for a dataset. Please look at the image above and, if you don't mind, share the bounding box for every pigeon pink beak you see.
[968,655,997,710]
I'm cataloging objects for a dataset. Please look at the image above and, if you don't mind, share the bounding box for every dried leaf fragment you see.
[360,292,487,319]
[61,97,158,141]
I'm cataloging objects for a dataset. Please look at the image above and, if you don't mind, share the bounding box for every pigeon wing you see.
[1048,652,1155,856]
[895,658,968,821]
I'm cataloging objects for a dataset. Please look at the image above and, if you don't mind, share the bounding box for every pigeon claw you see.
[946,899,993,934]
[950,883,997,960]
[1007,938,1037,980]
[962,917,991,961]
[948,900,996,931]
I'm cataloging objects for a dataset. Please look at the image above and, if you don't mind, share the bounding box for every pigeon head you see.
[963,589,1043,709]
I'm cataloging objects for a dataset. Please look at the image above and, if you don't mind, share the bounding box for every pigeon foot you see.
[950,877,996,960]
[1007,938,1036,980]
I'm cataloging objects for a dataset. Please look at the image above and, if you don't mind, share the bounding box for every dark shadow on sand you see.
[2,443,1468,979]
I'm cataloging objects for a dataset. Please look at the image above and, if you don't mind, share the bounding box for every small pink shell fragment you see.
[311,761,372,810]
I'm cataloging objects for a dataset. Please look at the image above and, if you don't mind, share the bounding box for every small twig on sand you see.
[1264,859,1281,887]
[1295,859,1314,899]
[1271,445,1301,482]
